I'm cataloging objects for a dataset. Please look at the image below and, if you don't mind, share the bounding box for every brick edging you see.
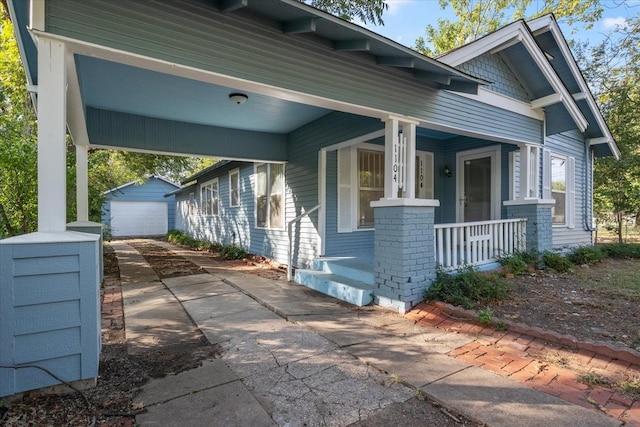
[424,301,640,366]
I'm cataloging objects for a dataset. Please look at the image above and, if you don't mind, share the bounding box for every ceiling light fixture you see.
[229,93,248,104]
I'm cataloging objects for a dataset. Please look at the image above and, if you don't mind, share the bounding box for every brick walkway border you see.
[100,242,639,426]
[406,302,640,426]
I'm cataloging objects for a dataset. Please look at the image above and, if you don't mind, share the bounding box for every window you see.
[337,145,434,232]
[358,149,384,228]
[229,169,240,207]
[200,178,219,216]
[255,163,284,229]
[544,151,575,228]
[551,156,566,224]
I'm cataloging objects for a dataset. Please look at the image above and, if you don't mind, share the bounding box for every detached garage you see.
[102,176,180,237]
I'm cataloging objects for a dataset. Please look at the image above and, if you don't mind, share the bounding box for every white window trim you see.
[254,163,286,230]
[545,151,575,228]
[338,143,435,233]
[200,178,219,217]
[456,146,502,222]
[229,168,240,208]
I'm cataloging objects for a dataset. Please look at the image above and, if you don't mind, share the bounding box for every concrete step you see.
[311,257,374,285]
[294,270,374,307]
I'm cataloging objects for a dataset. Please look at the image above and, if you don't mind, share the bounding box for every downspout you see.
[584,141,596,232]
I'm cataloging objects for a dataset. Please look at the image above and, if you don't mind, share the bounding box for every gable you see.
[104,177,179,200]
[457,54,531,102]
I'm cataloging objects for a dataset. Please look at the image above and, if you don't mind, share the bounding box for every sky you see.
[357,0,639,51]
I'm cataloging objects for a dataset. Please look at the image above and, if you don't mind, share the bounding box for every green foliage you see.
[218,244,248,260]
[305,0,388,25]
[0,6,37,236]
[166,230,247,259]
[425,266,511,309]
[567,246,605,265]
[542,251,574,273]
[599,243,640,259]
[498,250,539,275]
[576,16,640,244]
[415,0,603,55]
[477,309,494,325]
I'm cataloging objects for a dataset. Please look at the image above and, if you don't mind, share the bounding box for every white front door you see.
[457,147,501,222]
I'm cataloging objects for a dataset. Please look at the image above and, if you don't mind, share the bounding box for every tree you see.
[304,0,388,25]
[578,15,640,243]
[415,0,603,56]
[0,3,37,237]
[0,4,215,235]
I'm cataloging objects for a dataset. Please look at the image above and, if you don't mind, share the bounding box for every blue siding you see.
[47,0,543,146]
[0,234,100,397]
[102,177,178,231]
[545,129,591,248]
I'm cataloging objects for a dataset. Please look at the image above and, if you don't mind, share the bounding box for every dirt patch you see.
[128,240,207,278]
[479,258,640,352]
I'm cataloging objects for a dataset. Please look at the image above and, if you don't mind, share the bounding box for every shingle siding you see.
[458,54,531,102]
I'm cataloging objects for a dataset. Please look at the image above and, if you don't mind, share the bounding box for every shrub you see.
[166,230,221,252]
[425,266,511,309]
[599,243,640,259]
[498,250,540,275]
[542,251,574,273]
[219,244,248,260]
[567,246,605,265]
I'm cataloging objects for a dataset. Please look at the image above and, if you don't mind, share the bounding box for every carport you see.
[1,0,482,396]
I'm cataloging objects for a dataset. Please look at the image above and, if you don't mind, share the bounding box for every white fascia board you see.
[439,20,587,133]
[30,30,411,126]
[103,180,137,195]
[518,33,588,132]
[451,87,544,121]
[438,21,526,67]
[530,93,563,109]
[527,16,618,158]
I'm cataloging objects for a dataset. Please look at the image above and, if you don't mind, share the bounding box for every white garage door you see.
[110,201,168,237]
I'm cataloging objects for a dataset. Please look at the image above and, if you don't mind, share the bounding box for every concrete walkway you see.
[110,240,623,427]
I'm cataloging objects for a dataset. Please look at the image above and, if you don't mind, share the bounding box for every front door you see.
[457,147,501,222]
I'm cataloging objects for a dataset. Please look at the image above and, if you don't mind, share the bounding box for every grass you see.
[576,264,640,301]
[578,371,612,387]
[619,375,640,400]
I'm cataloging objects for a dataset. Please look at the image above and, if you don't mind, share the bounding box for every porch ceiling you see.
[8,0,488,163]
[76,56,331,134]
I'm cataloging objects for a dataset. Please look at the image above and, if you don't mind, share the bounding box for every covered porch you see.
[2,0,555,396]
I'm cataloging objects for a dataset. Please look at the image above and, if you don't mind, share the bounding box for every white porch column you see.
[76,145,89,222]
[518,144,540,200]
[401,122,416,199]
[383,117,400,199]
[383,116,420,200]
[37,38,68,232]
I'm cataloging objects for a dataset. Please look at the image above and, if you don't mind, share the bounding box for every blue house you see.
[1,0,617,397]
[102,176,179,238]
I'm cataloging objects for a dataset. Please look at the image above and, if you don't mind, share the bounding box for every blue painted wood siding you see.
[46,0,543,148]
[0,236,100,397]
[102,177,178,230]
[545,130,591,248]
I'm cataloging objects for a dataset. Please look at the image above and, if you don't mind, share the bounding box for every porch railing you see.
[434,218,527,270]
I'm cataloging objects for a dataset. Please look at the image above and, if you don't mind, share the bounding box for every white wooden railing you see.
[434,218,527,270]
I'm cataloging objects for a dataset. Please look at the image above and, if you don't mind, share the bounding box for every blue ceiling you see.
[75,55,331,134]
